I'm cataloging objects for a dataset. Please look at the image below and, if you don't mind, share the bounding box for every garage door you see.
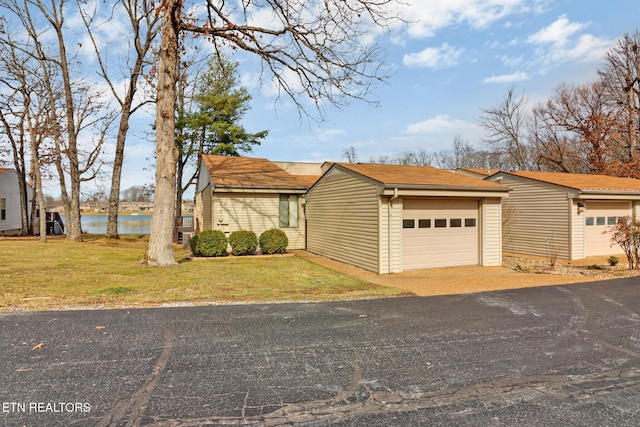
[403,199,479,270]
[584,201,631,257]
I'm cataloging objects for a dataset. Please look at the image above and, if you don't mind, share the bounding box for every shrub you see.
[610,216,640,269]
[228,230,258,256]
[259,228,289,254]
[189,233,199,253]
[608,256,619,267]
[191,230,228,257]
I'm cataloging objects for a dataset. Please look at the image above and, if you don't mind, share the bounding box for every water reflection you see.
[62,215,153,234]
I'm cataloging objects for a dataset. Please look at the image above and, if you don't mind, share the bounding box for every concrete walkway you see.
[292,250,601,297]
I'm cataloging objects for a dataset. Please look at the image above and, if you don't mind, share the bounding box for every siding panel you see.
[202,185,212,231]
[499,176,571,259]
[306,168,380,273]
[481,198,502,266]
[211,193,306,250]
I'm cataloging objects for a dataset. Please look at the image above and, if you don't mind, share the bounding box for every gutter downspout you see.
[388,188,399,274]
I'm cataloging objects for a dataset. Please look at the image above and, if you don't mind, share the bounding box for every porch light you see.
[577,202,586,214]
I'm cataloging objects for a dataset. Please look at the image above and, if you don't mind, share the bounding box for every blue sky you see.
[21,0,639,197]
[232,0,640,166]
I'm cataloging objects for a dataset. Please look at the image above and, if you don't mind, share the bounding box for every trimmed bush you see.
[189,233,199,253]
[191,229,228,257]
[259,228,289,254]
[228,230,258,256]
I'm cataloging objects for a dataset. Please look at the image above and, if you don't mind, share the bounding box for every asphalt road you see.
[2,277,640,426]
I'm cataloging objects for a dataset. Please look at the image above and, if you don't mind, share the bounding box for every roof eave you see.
[213,184,308,193]
[574,190,640,200]
[382,183,510,192]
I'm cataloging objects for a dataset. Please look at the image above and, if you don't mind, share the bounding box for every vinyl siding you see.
[211,193,305,249]
[202,185,212,231]
[570,199,585,259]
[306,168,380,273]
[499,175,571,259]
[481,198,502,266]
[0,170,27,234]
[379,196,402,274]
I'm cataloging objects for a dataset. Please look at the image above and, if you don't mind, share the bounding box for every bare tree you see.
[144,0,400,265]
[79,0,160,239]
[0,12,56,239]
[479,88,533,170]
[343,146,359,163]
[531,82,622,174]
[599,31,640,162]
[121,185,153,202]
[0,67,31,236]
[0,0,112,241]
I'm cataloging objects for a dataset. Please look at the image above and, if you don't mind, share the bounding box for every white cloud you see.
[526,16,614,68]
[527,15,586,47]
[317,128,347,141]
[404,115,480,135]
[484,71,530,83]
[403,43,463,69]
[398,0,532,39]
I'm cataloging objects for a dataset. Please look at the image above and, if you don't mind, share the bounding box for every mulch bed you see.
[503,256,640,279]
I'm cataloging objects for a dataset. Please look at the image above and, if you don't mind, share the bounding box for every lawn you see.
[0,235,408,311]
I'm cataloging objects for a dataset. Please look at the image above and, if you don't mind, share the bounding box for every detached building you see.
[486,171,640,259]
[305,163,510,273]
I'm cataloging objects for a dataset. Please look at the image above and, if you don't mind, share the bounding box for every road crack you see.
[143,367,640,426]
[97,330,176,427]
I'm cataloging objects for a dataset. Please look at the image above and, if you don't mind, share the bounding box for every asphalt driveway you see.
[2,276,640,426]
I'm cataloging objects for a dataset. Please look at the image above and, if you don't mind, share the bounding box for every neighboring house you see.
[305,163,510,274]
[485,170,640,259]
[0,168,35,236]
[194,155,322,249]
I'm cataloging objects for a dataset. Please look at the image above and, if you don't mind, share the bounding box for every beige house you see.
[305,163,510,274]
[194,155,321,249]
[485,171,640,259]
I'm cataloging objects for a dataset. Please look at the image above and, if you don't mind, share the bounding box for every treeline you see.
[346,31,640,177]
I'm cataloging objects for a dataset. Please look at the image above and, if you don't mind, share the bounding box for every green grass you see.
[0,235,408,311]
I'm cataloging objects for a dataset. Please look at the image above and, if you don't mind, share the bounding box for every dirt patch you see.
[293,251,640,298]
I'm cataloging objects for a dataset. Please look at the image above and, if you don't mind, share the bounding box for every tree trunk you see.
[143,0,180,266]
[30,145,47,242]
[106,114,131,239]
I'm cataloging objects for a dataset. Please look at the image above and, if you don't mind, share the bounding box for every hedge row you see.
[190,228,289,257]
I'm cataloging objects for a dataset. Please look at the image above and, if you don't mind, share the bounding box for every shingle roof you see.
[336,163,508,191]
[202,155,311,189]
[502,171,640,193]
[457,167,501,177]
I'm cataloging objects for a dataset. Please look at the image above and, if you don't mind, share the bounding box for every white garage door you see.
[584,201,631,257]
[403,199,479,270]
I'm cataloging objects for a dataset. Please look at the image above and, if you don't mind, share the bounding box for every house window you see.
[434,218,447,228]
[586,217,594,226]
[607,216,617,225]
[450,218,462,227]
[0,198,5,221]
[418,219,431,228]
[596,217,605,226]
[465,218,476,227]
[279,195,298,228]
[403,219,415,229]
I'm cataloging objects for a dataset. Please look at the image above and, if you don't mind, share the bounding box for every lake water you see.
[61,214,194,235]
[60,214,153,234]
